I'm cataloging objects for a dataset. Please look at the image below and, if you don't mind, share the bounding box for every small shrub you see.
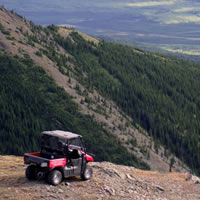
[35,51,42,57]
[47,24,58,33]
[0,23,10,35]
[6,36,15,40]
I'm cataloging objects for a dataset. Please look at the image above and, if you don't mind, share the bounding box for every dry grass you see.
[0,156,41,200]
[0,156,199,200]
[58,27,99,45]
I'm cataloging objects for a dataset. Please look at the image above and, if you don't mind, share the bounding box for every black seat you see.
[40,148,64,159]
[69,149,81,159]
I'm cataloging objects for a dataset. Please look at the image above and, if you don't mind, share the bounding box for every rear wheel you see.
[48,170,63,185]
[25,165,37,180]
[81,166,93,180]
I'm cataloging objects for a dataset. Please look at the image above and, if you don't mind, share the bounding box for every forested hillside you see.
[1,7,200,175]
[52,30,200,175]
[0,53,148,169]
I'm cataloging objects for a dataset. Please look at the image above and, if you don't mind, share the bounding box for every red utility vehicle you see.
[24,130,94,185]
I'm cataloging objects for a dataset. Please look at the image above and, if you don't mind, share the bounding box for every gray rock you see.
[65,182,70,186]
[126,173,135,180]
[113,169,126,179]
[58,188,64,193]
[104,185,115,195]
[46,186,51,192]
[49,194,57,199]
[128,189,134,194]
[186,175,200,184]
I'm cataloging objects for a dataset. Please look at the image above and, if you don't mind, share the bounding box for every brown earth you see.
[0,156,200,200]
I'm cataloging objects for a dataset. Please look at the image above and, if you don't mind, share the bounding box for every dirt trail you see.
[0,156,200,200]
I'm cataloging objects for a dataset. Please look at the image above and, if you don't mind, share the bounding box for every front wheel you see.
[48,170,63,186]
[81,166,93,180]
[25,165,37,180]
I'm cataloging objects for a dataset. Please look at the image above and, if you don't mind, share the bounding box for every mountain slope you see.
[1,6,200,174]
[0,47,150,168]
[1,156,200,200]
[0,6,150,170]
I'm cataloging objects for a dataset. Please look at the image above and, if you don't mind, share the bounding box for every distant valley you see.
[1,0,200,62]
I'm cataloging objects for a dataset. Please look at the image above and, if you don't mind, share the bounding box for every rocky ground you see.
[0,156,200,200]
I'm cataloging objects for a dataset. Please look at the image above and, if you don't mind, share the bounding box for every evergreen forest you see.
[0,53,148,169]
[1,20,200,175]
[52,30,200,175]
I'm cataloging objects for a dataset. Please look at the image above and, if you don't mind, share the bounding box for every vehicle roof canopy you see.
[42,130,82,140]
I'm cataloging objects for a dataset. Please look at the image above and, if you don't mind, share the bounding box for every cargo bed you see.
[24,152,67,168]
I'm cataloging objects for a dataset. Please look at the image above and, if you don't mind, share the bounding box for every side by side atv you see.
[24,130,94,185]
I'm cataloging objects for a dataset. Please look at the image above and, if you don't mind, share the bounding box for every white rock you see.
[58,188,64,193]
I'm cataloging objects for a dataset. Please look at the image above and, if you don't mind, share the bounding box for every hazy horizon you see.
[1,0,200,59]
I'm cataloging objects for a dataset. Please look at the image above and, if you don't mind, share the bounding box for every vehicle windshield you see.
[41,134,64,152]
[68,137,85,151]
[68,138,81,146]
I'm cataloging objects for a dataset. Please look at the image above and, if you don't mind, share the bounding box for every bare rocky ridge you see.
[0,6,189,172]
[0,156,200,200]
